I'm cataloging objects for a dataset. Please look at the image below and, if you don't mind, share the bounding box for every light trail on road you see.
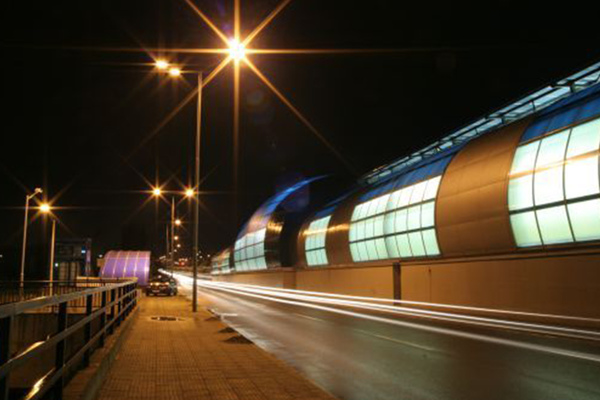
[166,271,600,400]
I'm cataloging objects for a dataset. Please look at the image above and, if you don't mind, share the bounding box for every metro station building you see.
[211,62,600,318]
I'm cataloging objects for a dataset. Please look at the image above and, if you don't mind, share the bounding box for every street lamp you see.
[39,203,57,292]
[154,60,203,313]
[152,187,162,197]
[20,188,43,288]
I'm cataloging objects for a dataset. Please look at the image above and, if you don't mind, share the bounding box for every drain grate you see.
[150,316,182,322]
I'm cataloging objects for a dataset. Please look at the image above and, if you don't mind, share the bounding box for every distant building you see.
[55,238,93,281]
[100,251,151,286]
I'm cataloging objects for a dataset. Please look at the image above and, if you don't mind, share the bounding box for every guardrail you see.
[0,279,138,400]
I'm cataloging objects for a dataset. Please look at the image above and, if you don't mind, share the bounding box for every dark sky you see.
[1,0,599,277]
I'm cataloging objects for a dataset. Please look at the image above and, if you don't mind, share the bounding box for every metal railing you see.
[361,61,600,185]
[0,279,138,400]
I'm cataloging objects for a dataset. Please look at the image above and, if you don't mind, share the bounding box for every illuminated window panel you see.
[422,229,440,256]
[565,156,599,199]
[566,119,600,158]
[536,131,569,168]
[510,141,540,174]
[534,166,564,206]
[508,175,534,211]
[349,176,443,262]
[510,212,542,247]
[568,199,600,241]
[304,216,331,267]
[509,115,600,248]
[408,232,426,257]
[536,206,573,244]
[234,228,268,271]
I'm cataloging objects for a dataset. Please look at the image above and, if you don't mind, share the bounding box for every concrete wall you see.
[216,249,600,319]
[403,251,600,318]
[296,265,393,298]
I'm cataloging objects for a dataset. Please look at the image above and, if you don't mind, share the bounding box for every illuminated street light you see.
[175,235,179,241]
[185,188,195,198]
[20,188,43,288]
[155,59,169,70]
[152,187,162,196]
[39,203,51,213]
[168,67,182,77]
[228,39,246,61]
[175,219,182,226]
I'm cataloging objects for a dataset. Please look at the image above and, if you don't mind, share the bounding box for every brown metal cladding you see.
[325,192,361,266]
[436,118,532,257]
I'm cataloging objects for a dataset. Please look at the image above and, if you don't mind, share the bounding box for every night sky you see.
[1,0,599,278]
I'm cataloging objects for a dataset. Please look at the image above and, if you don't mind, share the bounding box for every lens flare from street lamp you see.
[169,67,182,77]
[185,188,195,198]
[175,219,182,226]
[39,203,51,213]
[228,39,246,61]
[152,187,162,196]
[155,59,170,70]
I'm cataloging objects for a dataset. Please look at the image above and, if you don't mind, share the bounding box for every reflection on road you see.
[171,273,600,400]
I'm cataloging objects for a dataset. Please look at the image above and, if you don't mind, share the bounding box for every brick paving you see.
[96,294,336,400]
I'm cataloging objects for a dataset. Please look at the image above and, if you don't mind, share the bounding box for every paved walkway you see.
[96,294,336,400]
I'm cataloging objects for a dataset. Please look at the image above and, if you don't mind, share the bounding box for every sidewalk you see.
[95,294,336,400]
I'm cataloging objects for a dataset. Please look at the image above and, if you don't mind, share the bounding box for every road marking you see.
[293,312,325,322]
[353,329,436,352]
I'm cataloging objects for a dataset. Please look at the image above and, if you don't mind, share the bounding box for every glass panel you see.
[423,176,442,200]
[407,206,421,230]
[384,212,395,234]
[534,166,564,205]
[421,202,435,227]
[350,242,359,262]
[358,241,368,261]
[373,215,385,237]
[388,190,402,211]
[536,205,573,245]
[566,118,600,158]
[565,156,599,199]
[349,226,356,242]
[567,199,600,242]
[397,234,412,258]
[511,141,540,174]
[398,186,413,207]
[508,175,534,211]
[422,229,440,256]
[377,195,390,214]
[375,238,388,259]
[510,211,542,247]
[365,240,379,260]
[395,209,408,233]
[409,232,426,256]
[365,218,375,238]
[356,220,365,240]
[386,236,400,258]
[409,181,427,204]
[536,131,569,168]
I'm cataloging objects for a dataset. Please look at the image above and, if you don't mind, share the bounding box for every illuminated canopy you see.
[100,251,151,286]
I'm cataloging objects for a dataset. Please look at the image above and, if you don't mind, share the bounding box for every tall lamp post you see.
[153,39,245,311]
[39,203,56,293]
[20,188,43,287]
[154,61,205,312]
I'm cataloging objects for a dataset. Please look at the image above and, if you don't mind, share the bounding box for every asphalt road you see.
[177,279,600,400]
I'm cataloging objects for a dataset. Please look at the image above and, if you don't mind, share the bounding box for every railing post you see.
[83,294,93,367]
[116,287,122,327]
[99,291,107,348]
[54,301,68,400]
[0,316,13,400]
[108,289,116,335]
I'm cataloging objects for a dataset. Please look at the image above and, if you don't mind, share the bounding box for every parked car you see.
[146,276,178,296]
